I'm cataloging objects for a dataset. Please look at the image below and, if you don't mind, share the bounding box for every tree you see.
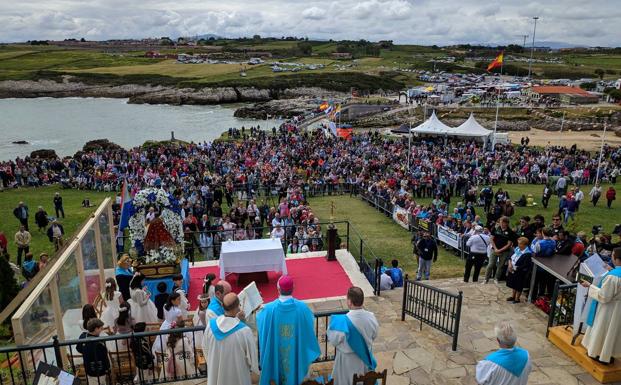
[607,89,621,102]
[297,41,313,56]
[252,34,261,42]
[594,68,605,80]
[0,257,20,311]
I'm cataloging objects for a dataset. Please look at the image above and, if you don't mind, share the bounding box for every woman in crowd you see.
[506,237,533,303]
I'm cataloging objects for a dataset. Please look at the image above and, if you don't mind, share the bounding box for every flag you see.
[324,105,334,115]
[319,101,328,111]
[333,104,342,118]
[487,52,504,72]
[328,121,337,136]
[118,178,133,230]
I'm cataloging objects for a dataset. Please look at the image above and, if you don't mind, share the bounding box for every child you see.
[193,294,209,342]
[100,277,123,328]
[80,304,98,332]
[77,318,110,385]
[154,282,169,321]
[130,322,156,382]
[153,293,182,355]
[113,303,135,351]
[127,273,158,324]
[202,273,216,299]
[162,320,195,380]
[172,274,189,317]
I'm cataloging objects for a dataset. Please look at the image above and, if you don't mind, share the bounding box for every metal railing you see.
[0,310,349,385]
[546,282,578,338]
[401,274,463,351]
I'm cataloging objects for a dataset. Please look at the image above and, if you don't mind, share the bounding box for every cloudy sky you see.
[1,0,619,46]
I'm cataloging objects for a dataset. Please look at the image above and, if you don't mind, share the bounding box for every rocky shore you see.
[0,79,343,107]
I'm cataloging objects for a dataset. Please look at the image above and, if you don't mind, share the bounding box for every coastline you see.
[0,79,345,106]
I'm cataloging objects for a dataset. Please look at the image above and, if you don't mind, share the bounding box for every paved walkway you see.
[307,278,617,385]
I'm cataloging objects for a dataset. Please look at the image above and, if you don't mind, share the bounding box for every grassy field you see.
[70,60,245,78]
[0,187,112,266]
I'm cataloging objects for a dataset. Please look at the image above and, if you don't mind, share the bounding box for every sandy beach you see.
[508,128,621,151]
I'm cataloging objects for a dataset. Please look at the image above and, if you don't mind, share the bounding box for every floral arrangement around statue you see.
[127,188,184,267]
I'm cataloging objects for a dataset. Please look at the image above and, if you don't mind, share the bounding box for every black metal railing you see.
[546,282,578,337]
[0,309,349,385]
[401,274,463,351]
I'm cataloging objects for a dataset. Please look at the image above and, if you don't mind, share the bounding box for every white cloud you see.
[0,0,618,46]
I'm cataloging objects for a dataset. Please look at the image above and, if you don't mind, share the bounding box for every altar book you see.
[238,281,263,316]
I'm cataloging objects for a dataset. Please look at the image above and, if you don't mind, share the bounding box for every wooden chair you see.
[66,351,86,381]
[194,347,207,374]
[301,378,334,385]
[108,349,135,385]
[93,293,105,317]
[353,369,388,385]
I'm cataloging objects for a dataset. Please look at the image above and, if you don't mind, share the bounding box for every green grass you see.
[0,186,112,265]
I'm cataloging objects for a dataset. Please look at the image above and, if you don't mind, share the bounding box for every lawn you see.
[70,60,245,78]
[0,186,112,266]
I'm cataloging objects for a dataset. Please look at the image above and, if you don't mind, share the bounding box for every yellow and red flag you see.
[319,101,329,111]
[487,52,504,72]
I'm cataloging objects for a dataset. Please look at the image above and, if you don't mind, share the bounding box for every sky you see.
[1,0,619,46]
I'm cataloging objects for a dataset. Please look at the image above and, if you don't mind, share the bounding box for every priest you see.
[328,286,378,385]
[202,292,259,385]
[580,247,621,364]
[206,281,232,320]
[257,275,320,385]
[476,321,531,385]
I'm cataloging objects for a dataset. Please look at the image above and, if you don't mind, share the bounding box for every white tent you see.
[410,111,452,135]
[452,113,492,138]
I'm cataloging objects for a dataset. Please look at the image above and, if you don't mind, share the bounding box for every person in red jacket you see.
[606,186,616,209]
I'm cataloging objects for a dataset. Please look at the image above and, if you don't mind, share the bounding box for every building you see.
[529,85,599,104]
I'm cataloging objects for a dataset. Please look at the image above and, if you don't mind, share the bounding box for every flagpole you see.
[492,56,503,150]
[595,120,608,186]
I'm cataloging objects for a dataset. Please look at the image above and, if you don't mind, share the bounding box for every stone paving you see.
[307,278,621,385]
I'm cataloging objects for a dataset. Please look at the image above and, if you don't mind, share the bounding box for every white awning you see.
[452,113,492,137]
[411,111,452,135]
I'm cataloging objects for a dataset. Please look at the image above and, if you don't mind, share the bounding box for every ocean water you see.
[0,97,282,160]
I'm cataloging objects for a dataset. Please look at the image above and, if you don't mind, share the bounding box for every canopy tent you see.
[452,113,493,138]
[410,111,492,144]
[411,111,452,135]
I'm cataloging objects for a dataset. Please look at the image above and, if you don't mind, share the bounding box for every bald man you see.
[206,281,232,320]
[203,293,259,385]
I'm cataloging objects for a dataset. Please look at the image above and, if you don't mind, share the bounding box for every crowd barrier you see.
[401,275,463,351]
[0,309,347,385]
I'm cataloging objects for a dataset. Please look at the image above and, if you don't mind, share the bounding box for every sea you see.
[0,97,283,161]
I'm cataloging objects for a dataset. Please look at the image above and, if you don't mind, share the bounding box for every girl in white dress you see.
[161,320,196,380]
[127,273,159,324]
[100,278,123,328]
[202,274,216,299]
[192,294,209,342]
[153,293,183,355]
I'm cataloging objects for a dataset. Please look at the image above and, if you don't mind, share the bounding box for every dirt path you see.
[508,128,621,151]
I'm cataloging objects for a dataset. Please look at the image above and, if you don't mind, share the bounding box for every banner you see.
[437,225,461,249]
[392,206,410,230]
[572,254,607,336]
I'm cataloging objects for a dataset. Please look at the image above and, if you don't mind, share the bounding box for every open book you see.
[238,281,263,316]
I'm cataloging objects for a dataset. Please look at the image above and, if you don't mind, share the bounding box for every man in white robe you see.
[581,247,621,363]
[476,321,531,385]
[328,286,378,385]
[206,281,232,320]
[202,293,259,385]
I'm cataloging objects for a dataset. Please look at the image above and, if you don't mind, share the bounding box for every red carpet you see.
[187,257,352,310]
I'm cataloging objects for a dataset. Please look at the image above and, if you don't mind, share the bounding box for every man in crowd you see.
[22,252,39,281]
[257,275,320,385]
[53,192,65,218]
[206,281,232,320]
[416,231,438,281]
[203,292,259,385]
[47,220,65,251]
[35,206,49,233]
[465,225,490,283]
[379,270,394,291]
[485,216,516,284]
[14,225,31,267]
[328,287,379,385]
[13,201,29,231]
[388,259,404,287]
[550,215,564,239]
[476,321,531,385]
